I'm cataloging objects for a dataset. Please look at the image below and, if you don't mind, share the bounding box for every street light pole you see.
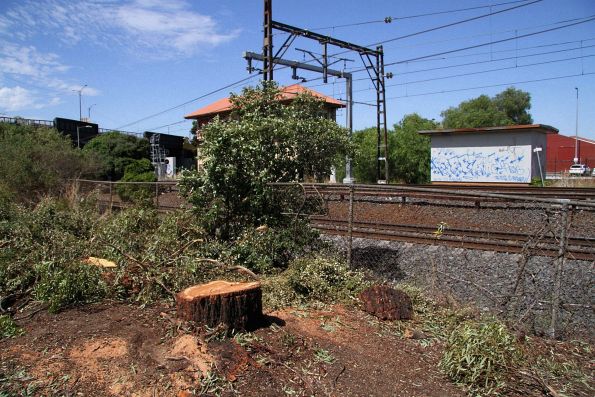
[73,84,87,121]
[88,104,96,120]
[574,87,579,164]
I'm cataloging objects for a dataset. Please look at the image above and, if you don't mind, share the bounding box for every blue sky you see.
[1,0,594,139]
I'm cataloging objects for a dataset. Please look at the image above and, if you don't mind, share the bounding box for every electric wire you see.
[302,40,595,89]
[367,0,542,47]
[345,72,595,104]
[272,0,533,35]
[115,73,259,130]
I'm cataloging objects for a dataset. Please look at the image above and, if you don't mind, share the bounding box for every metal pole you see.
[343,75,354,184]
[76,126,80,149]
[348,185,354,266]
[574,87,579,164]
[263,0,273,81]
[548,200,569,339]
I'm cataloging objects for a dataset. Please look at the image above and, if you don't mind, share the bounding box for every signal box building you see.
[184,84,345,142]
[418,124,558,184]
[184,84,345,170]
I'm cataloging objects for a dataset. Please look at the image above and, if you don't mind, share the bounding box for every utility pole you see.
[73,84,87,121]
[88,104,96,121]
[252,0,392,183]
[574,87,579,164]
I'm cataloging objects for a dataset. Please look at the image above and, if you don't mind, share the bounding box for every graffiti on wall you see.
[431,145,532,183]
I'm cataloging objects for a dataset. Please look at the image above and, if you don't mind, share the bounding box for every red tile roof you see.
[184,84,345,120]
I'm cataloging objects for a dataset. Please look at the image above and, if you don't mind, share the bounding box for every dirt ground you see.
[1,302,465,397]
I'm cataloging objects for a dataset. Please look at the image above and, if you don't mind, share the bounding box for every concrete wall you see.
[430,131,547,183]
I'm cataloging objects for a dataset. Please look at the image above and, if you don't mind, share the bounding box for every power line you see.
[302,40,595,90]
[273,0,532,35]
[368,0,542,47]
[348,72,595,103]
[394,41,595,74]
[384,15,595,66]
[115,74,259,130]
[382,53,595,89]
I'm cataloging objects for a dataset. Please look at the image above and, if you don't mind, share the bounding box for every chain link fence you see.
[277,183,595,339]
[71,179,188,212]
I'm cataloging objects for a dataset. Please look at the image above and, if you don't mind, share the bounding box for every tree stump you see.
[176,280,263,331]
[359,285,413,321]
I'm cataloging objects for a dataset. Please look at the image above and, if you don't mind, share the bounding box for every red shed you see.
[545,134,595,173]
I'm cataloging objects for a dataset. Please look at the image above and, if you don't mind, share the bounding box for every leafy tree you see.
[82,131,150,180]
[441,87,532,128]
[0,123,101,202]
[393,114,437,184]
[493,87,533,125]
[116,158,157,203]
[180,82,351,239]
[340,114,435,184]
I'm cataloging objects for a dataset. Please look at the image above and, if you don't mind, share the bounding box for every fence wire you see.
[278,183,595,339]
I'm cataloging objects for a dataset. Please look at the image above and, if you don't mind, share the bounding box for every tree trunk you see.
[176,280,263,331]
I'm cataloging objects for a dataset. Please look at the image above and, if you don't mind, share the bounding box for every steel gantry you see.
[247,0,390,183]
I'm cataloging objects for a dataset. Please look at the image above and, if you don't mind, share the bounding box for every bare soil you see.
[1,302,464,396]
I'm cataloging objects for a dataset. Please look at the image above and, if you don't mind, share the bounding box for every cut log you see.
[176,280,262,331]
[359,285,413,321]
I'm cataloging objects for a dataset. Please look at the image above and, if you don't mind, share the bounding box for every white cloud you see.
[0,86,38,111]
[0,42,99,94]
[0,0,239,59]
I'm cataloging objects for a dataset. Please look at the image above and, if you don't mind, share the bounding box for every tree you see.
[393,114,437,184]
[116,158,157,203]
[0,123,101,203]
[82,131,150,180]
[179,82,351,239]
[493,87,533,125]
[441,87,533,128]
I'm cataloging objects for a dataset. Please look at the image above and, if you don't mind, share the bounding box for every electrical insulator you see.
[384,16,393,23]
[385,72,393,79]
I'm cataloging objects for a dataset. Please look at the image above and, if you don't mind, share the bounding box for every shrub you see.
[0,123,101,203]
[286,256,368,303]
[33,261,107,313]
[116,158,156,203]
[440,317,521,395]
[0,315,24,338]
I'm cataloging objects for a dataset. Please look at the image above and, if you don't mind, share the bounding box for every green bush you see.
[286,256,368,303]
[116,159,156,203]
[82,131,150,181]
[227,221,322,273]
[34,261,107,313]
[0,315,24,338]
[440,317,521,395]
[0,123,101,203]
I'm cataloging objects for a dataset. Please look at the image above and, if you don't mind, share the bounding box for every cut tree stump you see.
[176,280,263,331]
[359,285,413,321]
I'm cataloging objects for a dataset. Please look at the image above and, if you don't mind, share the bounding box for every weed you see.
[33,261,107,313]
[286,256,369,303]
[314,348,335,364]
[0,315,23,338]
[440,317,521,395]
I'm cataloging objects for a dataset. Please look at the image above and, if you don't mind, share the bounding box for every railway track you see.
[301,183,595,203]
[311,217,595,261]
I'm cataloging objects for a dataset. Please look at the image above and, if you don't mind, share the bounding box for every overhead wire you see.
[302,39,595,90]
[115,73,260,130]
[272,0,533,35]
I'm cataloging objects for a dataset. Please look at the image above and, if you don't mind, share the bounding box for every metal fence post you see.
[348,185,354,266]
[108,182,113,213]
[548,199,570,339]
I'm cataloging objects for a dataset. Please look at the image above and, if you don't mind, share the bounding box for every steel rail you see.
[310,217,595,248]
[269,182,595,207]
[312,219,595,261]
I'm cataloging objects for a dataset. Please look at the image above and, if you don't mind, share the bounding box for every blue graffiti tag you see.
[431,147,530,182]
